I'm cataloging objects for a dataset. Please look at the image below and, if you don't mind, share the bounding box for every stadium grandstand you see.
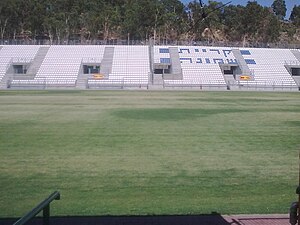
[0,44,299,91]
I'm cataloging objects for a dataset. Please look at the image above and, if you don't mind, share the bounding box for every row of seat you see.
[1,45,299,88]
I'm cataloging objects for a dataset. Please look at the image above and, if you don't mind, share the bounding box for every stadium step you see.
[223,75,237,90]
[1,46,50,89]
[232,49,252,77]
[291,50,300,62]
[26,46,50,76]
[287,50,300,88]
[169,47,183,79]
[149,44,154,84]
[148,84,163,89]
[100,47,114,77]
[76,47,115,89]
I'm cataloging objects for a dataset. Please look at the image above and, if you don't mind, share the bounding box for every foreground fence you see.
[13,191,60,225]
[1,39,300,49]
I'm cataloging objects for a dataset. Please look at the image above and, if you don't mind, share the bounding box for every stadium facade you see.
[0,45,299,91]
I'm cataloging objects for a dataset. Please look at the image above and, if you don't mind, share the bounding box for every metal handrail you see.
[13,191,60,225]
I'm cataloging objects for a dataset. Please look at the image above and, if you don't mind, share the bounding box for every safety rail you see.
[13,191,60,225]
[1,39,300,49]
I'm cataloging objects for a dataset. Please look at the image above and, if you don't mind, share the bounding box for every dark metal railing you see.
[1,38,300,49]
[13,191,60,225]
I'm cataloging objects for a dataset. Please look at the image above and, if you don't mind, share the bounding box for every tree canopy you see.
[290,5,300,26]
[0,0,299,45]
[271,0,287,20]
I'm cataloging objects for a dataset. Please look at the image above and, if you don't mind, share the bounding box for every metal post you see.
[43,204,50,225]
[13,191,60,225]
[298,151,300,225]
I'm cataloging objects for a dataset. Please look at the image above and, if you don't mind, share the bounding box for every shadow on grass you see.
[0,212,231,225]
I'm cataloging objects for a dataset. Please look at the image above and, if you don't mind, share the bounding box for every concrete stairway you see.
[0,76,11,89]
[149,44,154,84]
[223,75,237,90]
[0,47,49,89]
[289,50,300,87]
[76,63,87,89]
[291,50,300,62]
[169,47,183,79]
[0,59,12,89]
[152,74,164,85]
[77,47,114,89]
[232,49,252,76]
[26,46,50,77]
[100,47,114,77]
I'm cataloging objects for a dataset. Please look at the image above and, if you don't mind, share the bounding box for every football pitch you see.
[0,90,299,217]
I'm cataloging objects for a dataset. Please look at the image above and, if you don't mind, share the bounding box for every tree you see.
[136,0,157,39]
[271,0,287,20]
[222,5,245,41]
[260,8,281,43]
[203,1,225,41]
[0,0,17,39]
[95,2,119,41]
[290,5,300,26]
[0,0,298,44]
[121,0,142,40]
[158,0,187,41]
[27,0,48,37]
[187,0,203,40]
[241,1,265,42]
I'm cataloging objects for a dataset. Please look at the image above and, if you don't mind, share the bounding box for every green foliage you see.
[272,0,287,20]
[241,2,265,40]
[187,1,203,39]
[222,5,244,41]
[0,91,299,217]
[290,5,300,26]
[264,13,281,42]
[0,0,299,43]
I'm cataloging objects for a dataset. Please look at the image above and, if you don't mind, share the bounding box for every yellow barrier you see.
[93,74,105,79]
[239,75,252,80]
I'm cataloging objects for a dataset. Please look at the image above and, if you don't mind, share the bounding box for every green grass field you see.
[0,90,299,217]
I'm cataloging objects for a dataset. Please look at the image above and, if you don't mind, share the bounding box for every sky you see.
[180,0,299,19]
